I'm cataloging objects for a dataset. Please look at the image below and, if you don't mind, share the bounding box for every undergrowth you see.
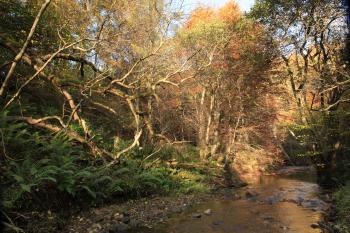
[0,112,216,232]
[333,183,350,233]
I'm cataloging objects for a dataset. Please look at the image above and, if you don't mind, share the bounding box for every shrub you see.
[333,183,350,233]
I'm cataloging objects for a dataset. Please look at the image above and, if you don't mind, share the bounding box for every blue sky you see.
[184,0,256,12]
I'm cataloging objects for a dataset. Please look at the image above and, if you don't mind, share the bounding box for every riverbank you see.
[62,149,279,233]
[63,166,246,232]
[121,166,329,233]
[63,166,330,233]
[11,163,335,233]
[64,188,242,233]
[10,158,232,233]
[325,183,350,233]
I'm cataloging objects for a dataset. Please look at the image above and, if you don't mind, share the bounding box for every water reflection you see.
[130,170,323,233]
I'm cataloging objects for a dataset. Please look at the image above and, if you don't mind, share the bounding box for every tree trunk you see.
[0,0,52,97]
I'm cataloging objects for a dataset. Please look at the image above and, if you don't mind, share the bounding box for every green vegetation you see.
[0,110,220,230]
[333,183,350,233]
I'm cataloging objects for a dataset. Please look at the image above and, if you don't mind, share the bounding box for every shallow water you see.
[131,168,326,233]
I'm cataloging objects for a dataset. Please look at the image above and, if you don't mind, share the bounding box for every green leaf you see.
[12,174,25,183]
[20,184,32,193]
[80,185,97,198]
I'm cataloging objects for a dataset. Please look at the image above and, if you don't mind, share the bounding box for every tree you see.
[0,0,191,160]
[251,0,350,186]
[170,1,278,163]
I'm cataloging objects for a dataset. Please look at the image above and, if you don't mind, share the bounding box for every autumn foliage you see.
[153,1,282,164]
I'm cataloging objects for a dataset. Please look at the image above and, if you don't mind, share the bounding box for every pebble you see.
[233,193,241,200]
[250,210,260,214]
[204,209,212,215]
[263,220,270,225]
[171,207,182,213]
[245,190,259,198]
[262,215,274,220]
[192,213,202,218]
[212,221,222,226]
[121,216,130,224]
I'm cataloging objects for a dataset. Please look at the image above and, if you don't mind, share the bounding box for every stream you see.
[130,167,328,233]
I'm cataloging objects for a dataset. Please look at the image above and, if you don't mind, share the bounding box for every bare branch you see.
[319,79,350,94]
[322,99,350,111]
[110,40,164,85]
[4,39,85,109]
[0,0,52,97]
[42,53,102,73]
[115,130,143,159]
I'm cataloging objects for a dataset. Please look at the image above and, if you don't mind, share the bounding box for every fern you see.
[1,110,210,214]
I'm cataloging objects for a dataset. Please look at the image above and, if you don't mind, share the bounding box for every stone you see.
[310,223,319,229]
[192,213,202,218]
[297,196,305,205]
[238,182,248,187]
[95,216,104,222]
[88,223,103,233]
[266,195,280,205]
[171,207,182,213]
[262,215,274,221]
[114,213,121,219]
[245,190,259,198]
[91,223,102,230]
[120,216,130,224]
[301,199,328,210]
[204,209,212,215]
[250,210,260,215]
[232,193,241,200]
[212,221,222,226]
